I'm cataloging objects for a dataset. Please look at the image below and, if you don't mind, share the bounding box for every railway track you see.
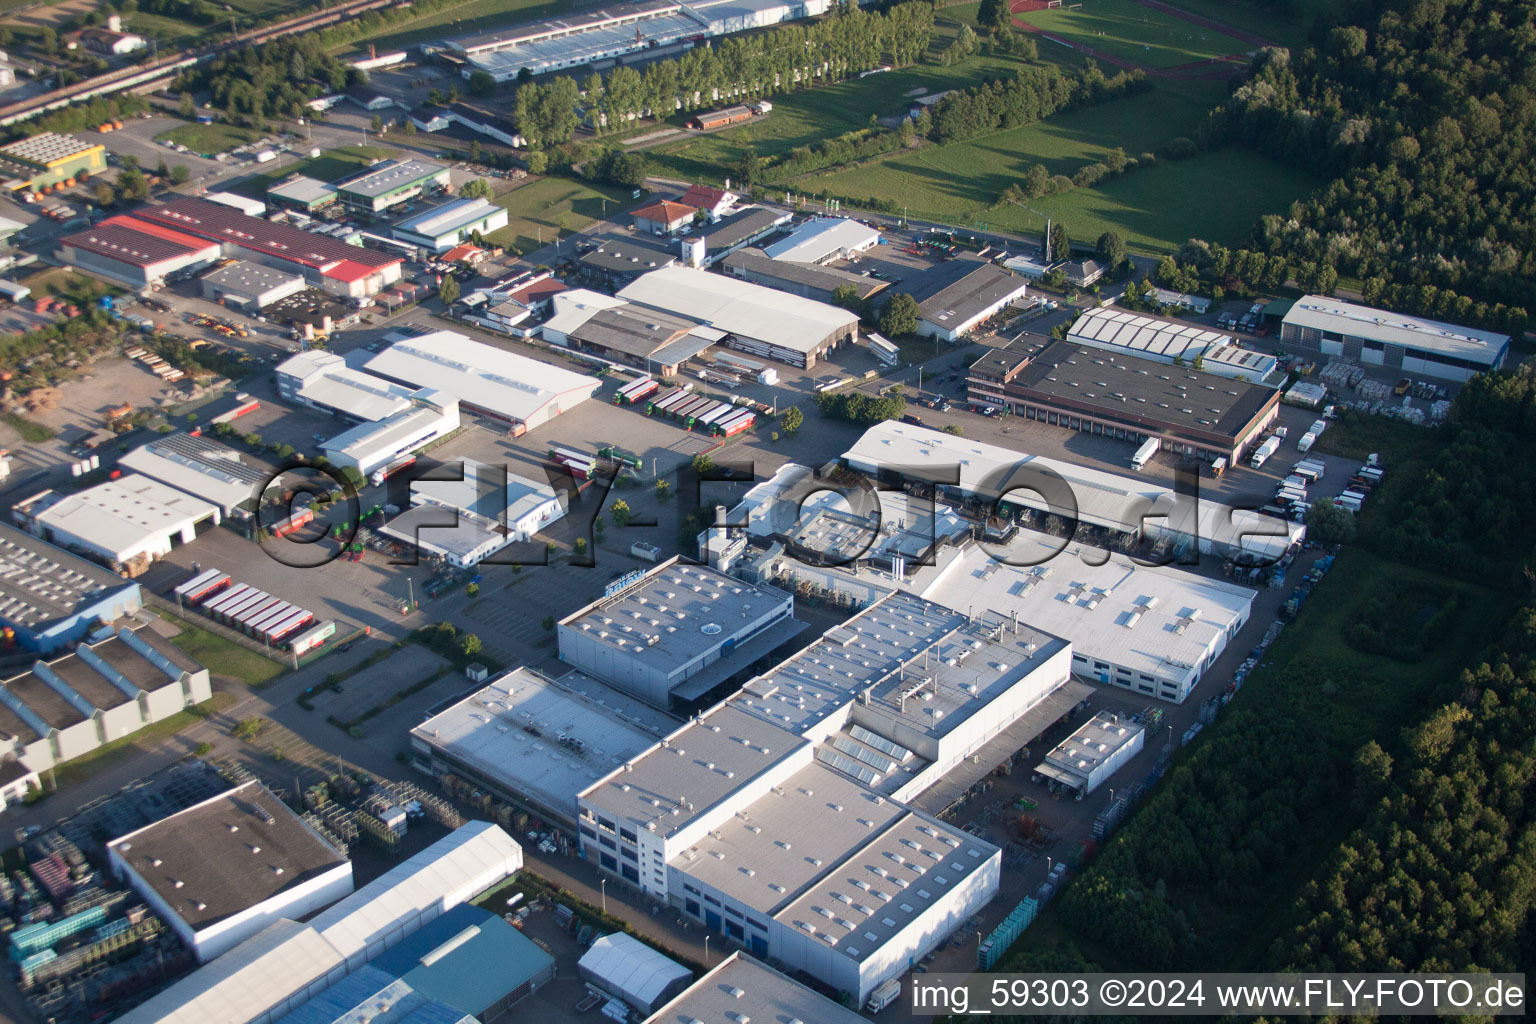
[0,0,404,127]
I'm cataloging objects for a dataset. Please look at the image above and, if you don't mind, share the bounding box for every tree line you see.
[1208,0,1536,330]
[175,36,358,125]
[514,2,935,146]
[927,61,1150,144]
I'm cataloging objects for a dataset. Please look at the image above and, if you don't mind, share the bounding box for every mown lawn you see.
[486,176,633,253]
[154,122,261,156]
[1017,0,1253,68]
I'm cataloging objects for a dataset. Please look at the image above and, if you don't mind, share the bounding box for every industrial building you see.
[689,105,754,130]
[266,175,338,213]
[617,265,859,368]
[112,822,524,1024]
[912,534,1255,704]
[318,390,460,482]
[133,199,404,298]
[574,237,677,289]
[541,288,719,376]
[967,337,1281,464]
[119,433,270,520]
[912,258,1029,342]
[841,421,1303,565]
[362,328,601,433]
[1066,306,1280,383]
[410,667,672,827]
[631,199,697,236]
[274,966,475,1024]
[333,160,451,215]
[275,350,417,422]
[108,780,354,963]
[644,952,870,1024]
[13,475,219,575]
[1278,294,1511,382]
[199,261,307,311]
[451,0,833,80]
[204,191,267,218]
[0,623,211,778]
[0,522,143,653]
[407,101,524,149]
[0,133,106,196]
[763,216,879,264]
[1034,711,1144,795]
[721,247,888,304]
[391,198,509,252]
[557,557,803,708]
[578,933,691,1016]
[683,206,792,266]
[378,457,565,566]
[58,214,223,288]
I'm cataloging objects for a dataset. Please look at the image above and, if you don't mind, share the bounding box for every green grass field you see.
[163,614,286,687]
[155,122,260,156]
[1018,0,1252,68]
[486,176,632,253]
[645,51,1028,183]
[1161,0,1324,49]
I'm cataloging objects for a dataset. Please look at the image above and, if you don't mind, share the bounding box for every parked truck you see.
[1131,437,1159,471]
[867,979,902,1013]
[1250,436,1281,468]
[1297,431,1317,453]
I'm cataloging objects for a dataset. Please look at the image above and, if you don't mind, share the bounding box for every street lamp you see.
[704,934,710,964]
[600,877,607,914]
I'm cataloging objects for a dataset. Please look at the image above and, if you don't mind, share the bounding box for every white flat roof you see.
[911,536,1254,683]
[763,217,879,264]
[412,668,671,821]
[394,198,504,239]
[842,421,1301,561]
[277,351,417,422]
[407,457,559,525]
[1042,710,1143,781]
[617,266,857,354]
[363,329,600,424]
[1067,306,1234,362]
[648,953,870,1024]
[26,476,216,556]
[1282,294,1510,363]
[320,398,457,465]
[119,434,268,513]
[542,288,628,338]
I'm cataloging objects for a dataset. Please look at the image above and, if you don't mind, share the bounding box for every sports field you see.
[486,176,632,253]
[1018,0,1252,68]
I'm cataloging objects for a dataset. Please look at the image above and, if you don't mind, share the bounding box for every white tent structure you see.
[578,933,692,1014]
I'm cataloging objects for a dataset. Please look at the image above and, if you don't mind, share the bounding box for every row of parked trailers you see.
[172,568,332,653]
[644,387,756,436]
[616,377,660,405]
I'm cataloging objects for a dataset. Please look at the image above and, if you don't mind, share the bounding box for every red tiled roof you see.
[442,243,484,263]
[632,200,696,224]
[60,215,219,268]
[506,276,568,304]
[135,199,401,274]
[680,185,732,208]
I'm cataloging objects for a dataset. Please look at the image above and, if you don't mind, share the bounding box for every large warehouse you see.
[1067,306,1280,383]
[133,199,404,298]
[914,259,1030,342]
[392,198,509,252]
[13,476,219,575]
[275,351,417,422]
[0,522,143,653]
[410,667,672,827]
[362,328,601,433]
[841,421,1303,564]
[378,457,565,566]
[968,337,1280,464]
[333,160,450,215]
[541,288,719,376]
[645,953,871,1024]
[913,533,1255,704]
[763,216,880,264]
[58,214,222,288]
[449,0,834,81]
[617,265,859,367]
[113,822,524,1024]
[119,432,270,519]
[199,261,307,311]
[318,390,460,482]
[1278,294,1510,382]
[557,557,804,708]
[721,247,888,304]
[108,780,354,963]
[686,206,792,266]
[0,623,212,777]
[0,132,106,196]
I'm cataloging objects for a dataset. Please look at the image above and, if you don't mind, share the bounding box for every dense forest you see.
[176,36,358,123]
[1212,0,1536,325]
